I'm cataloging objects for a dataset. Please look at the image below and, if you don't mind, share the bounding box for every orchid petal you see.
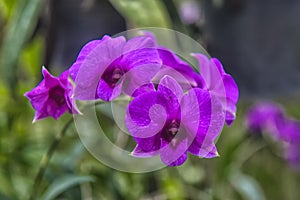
[125,92,168,139]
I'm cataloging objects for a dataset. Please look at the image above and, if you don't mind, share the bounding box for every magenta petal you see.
[277,119,300,144]
[131,83,155,97]
[223,74,239,103]
[193,54,239,125]
[97,78,123,101]
[211,58,225,74]
[184,88,224,155]
[157,76,182,117]
[125,91,168,139]
[188,140,219,158]
[197,91,224,144]
[139,31,158,45]
[158,75,183,101]
[223,75,239,125]
[43,99,68,120]
[42,67,59,88]
[192,54,212,87]
[131,144,160,157]
[168,152,187,166]
[24,82,48,111]
[157,48,204,89]
[181,88,222,158]
[180,89,200,137]
[286,144,300,168]
[225,101,237,126]
[153,66,197,90]
[246,102,285,135]
[122,61,161,97]
[133,134,161,153]
[69,38,108,80]
[69,62,83,81]
[123,35,156,53]
[73,36,126,100]
[75,39,106,62]
[25,67,79,121]
[160,133,188,166]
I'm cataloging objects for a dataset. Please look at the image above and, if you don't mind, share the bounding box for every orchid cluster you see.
[25,32,239,166]
[246,102,300,168]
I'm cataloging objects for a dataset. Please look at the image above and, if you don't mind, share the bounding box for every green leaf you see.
[229,170,266,200]
[0,0,45,92]
[109,0,171,28]
[0,193,12,200]
[40,175,95,200]
[0,0,17,20]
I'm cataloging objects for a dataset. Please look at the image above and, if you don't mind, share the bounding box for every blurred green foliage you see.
[0,0,299,200]
[110,0,171,28]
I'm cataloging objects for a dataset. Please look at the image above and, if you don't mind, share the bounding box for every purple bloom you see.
[245,102,300,168]
[286,143,300,169]
[137,33,238,127]
[125,76,224,166]
[280,120,300,168]
[192,54,239,126]
[179,0,201,24]
[138,32,204,90]
[245,102,285,137]
[69,35,161,101]
[24,67,80,122]
[153,48,204,90]
[276,118,300,144]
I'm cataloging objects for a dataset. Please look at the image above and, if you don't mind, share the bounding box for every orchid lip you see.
[49,86,66,106]
[168,120,179,136]
[102,67,124,88]
[163,119,180,142]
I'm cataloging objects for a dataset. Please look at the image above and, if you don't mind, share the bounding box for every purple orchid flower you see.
[280,119,300,168]
[153,48,204,90]
[24,67,80,122]
[286,143,300,169]
[125,76,224,166]
[276,118,300,144]
[245,102,285,137]
[245,102,300,168]
[179,0,201,24]
[192,54,239,126]
[69,35,162,101]
[140,32,238,126]
[138,31,204,90]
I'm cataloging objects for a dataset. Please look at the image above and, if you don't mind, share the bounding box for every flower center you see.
[102,67,124,88]
[168,120,179,136]
[163,120,180,142]
[49,86,65,106]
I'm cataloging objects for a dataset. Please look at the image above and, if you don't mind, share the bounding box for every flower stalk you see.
[28,118,73,200]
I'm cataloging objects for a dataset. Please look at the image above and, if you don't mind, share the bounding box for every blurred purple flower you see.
[192,54,239,126]
[286,143,300,169]
[126,76,224,166]
[245,102,285,137]
[281,120,300,168]
[69,35,161,101]
[24,67,80,122]
[179,0,201,24]
[245,101,300,168]
[277,118,300,144]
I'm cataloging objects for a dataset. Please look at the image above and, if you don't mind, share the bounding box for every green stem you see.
[28,118,73,200]
[161,0,190,34]
[28,98,129,200]
[28,100,122,200]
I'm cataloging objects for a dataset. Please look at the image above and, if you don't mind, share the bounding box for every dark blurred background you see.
[42,0,300,99]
